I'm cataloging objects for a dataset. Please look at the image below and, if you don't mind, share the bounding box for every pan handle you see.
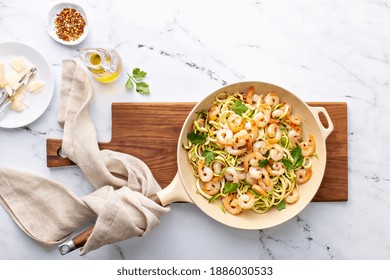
[309,106,334,140]
[157,172,193,206]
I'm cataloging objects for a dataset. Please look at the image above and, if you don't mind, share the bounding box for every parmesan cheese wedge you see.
[29,80,45,94]
[10,94,25,112]
[0,61,5,88]
[10,56,28,73]
[5,71,18,86]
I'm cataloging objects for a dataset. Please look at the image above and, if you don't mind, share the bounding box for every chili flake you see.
[54,8,86,42]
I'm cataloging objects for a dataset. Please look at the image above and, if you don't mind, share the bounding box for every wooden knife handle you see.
[72,226,94,248]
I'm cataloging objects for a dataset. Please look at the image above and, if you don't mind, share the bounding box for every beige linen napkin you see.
[0,59,169,255]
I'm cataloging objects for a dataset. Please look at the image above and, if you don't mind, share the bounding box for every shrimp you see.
[271,104,290,120]
[252,94,260,103]
[253,140,271,155]
[269,144,284,161]
[212,161,223,175]
[252,182,270,196]
[295,168,312,184]
[228,113,245,133]
[223,194,242,215]
[244,151,264,172]
[266,162,286,176]
[225,145,247,156]
[257,174,274,190]
[249,151,265,166]
[238,192,255,209]
[253,111,270,128]
[224,166,239,182]
[194,118,205,129]
[259,173,272,190]
[271,109,284,119]
[246,173,258,185]
[237,170,247,180]
[233,130,250,147]
[288,129,301,145]
[244,86,255,105]
[289,123,302,134]
[288,114,301,125]
[267,123,282,144]
[249,166,273,188]
[285,188,299,204]
[202,180,221,196]
[249,166,268,180]
[258,103,272,115]
[245,120,258,147]
[216,128,233,146]
[280,103,291,116]
[208,105,219,121]
[289,124,303,143]
[198,160,213,182]
[300,134,316,157]
[264,92,280,107]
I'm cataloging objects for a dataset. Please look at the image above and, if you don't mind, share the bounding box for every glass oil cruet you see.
[79,47,122,83]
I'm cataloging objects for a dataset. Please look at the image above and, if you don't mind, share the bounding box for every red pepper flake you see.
[54,8,86,42]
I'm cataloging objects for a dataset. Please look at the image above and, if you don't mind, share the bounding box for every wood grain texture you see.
[46,102,348,201]
[309,102,348,201]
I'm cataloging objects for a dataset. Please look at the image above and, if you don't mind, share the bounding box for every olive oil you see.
[79,48,122,83]
[89,53,101,66]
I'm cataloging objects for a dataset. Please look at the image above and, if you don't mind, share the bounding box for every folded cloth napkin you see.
[0,59,169,255]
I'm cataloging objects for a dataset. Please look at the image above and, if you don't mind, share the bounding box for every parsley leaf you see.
[125,75,134,89]
[295,156,304,168]
[187,131,207,144]
[125,68,150,94]
[282,146,304,171]
[276,200,286,211]
[132,68,147,81]
[223,182,239,194]
[232,100,249,116]
[135,81,150,95]
[282,159,294,171]
[202,150,215,166]
[258,159,269,168]
[291,146,303,164]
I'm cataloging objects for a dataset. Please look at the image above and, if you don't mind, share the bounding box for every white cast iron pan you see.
[158,81,334,229]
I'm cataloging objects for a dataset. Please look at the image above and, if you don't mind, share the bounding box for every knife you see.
[0,67,38,115]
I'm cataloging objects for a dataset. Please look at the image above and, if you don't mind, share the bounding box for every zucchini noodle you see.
[184,88,317,215]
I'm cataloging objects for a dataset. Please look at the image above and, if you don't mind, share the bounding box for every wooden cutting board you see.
[46,102,348,202]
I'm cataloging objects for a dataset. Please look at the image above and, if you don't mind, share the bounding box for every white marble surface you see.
[0,0,390,260]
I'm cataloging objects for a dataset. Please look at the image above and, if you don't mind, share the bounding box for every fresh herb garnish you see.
[232,100,249,116]
[282,159,293,170]
[209,193,222,203]
[258,159,269,168]
[125,68,150,95]
[202,150,215,166]
[282,146,304,170]
[223,181,239,194]
[187,131,207,144]
[291,146,303,166]
[276,200,286,210]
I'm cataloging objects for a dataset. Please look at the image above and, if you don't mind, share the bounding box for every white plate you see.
[46,3,89,46]
[0,42,54,128]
